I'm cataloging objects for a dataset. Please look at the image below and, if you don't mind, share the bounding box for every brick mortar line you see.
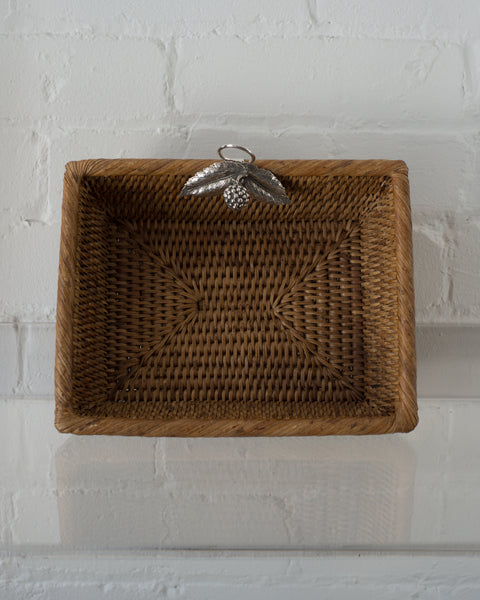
[3,118,480,134]
[0,31,475,44]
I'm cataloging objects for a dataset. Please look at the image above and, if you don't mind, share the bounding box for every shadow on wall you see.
[55,435,416,550]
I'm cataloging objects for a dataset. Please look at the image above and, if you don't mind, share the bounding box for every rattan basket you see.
[55,158,417,436]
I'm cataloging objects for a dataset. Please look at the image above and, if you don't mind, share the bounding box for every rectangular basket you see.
[55,158,417,436]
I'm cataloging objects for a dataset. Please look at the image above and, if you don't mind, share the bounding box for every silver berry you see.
[223,183,249,210]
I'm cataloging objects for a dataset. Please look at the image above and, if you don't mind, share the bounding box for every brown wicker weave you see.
[55,159,417,436]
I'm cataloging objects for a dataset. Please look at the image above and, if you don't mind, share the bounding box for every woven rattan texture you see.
[56,159,417,436]
[71,173,396,421]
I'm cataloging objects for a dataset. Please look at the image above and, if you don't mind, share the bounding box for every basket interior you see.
[71,172,399,421]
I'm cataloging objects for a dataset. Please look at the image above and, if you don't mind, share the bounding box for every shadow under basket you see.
[55,159,417,436]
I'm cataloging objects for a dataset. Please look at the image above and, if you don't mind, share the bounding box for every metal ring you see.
[217,144,256,163]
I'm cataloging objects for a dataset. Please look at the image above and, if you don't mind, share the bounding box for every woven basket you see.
[55,159,417,436]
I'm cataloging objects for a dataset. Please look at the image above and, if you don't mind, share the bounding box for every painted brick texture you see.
[0,0,479,396]
[1,4,480,595]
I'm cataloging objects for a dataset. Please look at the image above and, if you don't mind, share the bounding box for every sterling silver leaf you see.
[247,163,289,197]
[244,178,291,205]
[179,160,247,197]
[179,156,291,207]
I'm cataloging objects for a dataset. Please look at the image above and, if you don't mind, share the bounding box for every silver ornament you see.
[179,144,291,210]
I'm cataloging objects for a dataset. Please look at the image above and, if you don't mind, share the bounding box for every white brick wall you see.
[0,37,169,124]
[0,13,478,365]
[452,215,480,318]
[175,37,465,122]
[0,324,19,395]
[0,1,478,385]
[2,553,480,599]
[0,126,47,235]
[0,1,478,334]
[1,1,480,595]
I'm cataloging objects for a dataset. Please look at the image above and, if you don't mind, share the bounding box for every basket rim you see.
[55,158,417,437]
[63,157,408,180]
